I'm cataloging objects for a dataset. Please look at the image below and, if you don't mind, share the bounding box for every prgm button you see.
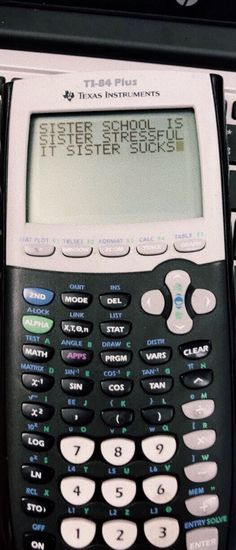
[179,340,212,360]
[100,350,132,367]
[23,533,56,550]
[23,287,55,306]
[100,293,131,310]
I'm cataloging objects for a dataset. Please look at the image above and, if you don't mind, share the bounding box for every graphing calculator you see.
[1,70,235,550]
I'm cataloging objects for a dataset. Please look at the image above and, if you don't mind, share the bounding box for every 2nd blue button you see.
[23,288,55,306]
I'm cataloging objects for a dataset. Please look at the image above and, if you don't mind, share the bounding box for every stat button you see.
[24,533,56,550]
[100,321,131,338]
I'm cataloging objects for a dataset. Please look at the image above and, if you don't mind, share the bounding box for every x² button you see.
[22,403,54,421]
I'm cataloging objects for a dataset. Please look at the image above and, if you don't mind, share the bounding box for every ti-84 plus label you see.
[27,109,202,225]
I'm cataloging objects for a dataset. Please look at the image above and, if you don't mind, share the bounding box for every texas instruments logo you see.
[63,90,75,101]
[176,0,199,5]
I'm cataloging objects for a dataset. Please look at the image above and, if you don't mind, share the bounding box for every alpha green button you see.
[22,315,54,334]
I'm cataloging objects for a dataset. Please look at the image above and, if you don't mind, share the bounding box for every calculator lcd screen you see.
[26,109,202,225]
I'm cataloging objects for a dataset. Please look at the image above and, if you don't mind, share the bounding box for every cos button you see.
[24,533,56,550]
[101,380,133,396]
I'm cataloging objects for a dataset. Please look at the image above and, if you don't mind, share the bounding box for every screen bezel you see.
[6,69,225,272]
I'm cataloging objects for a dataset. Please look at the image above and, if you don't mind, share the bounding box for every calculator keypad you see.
[5,260,232,550]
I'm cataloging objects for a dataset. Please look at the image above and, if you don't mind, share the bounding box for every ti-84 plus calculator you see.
[1,70,235,550]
